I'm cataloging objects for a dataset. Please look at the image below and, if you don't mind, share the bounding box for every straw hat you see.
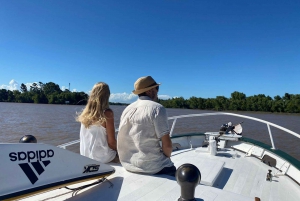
[132,76,160,95]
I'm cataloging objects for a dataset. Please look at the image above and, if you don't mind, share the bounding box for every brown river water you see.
[0,102,299,161]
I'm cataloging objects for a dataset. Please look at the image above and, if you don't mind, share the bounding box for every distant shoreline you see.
[1,102,299,115]
[1,84,299,113]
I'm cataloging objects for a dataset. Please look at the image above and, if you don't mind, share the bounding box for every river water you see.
[0,102,299,161]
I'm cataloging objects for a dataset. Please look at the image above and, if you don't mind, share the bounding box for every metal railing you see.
[58,112,300,150]
[168,112,300,150]
[57,139,80,149]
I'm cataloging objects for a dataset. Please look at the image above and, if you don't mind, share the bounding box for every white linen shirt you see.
[117,96,174,174]
[80,124,116,163]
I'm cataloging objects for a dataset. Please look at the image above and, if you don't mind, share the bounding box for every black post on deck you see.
[19,135,37,143]
[176,163,201,201]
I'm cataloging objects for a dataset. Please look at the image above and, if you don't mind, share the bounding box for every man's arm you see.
[161,134,172,157]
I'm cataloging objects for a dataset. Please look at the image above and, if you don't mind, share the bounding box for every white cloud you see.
[110,92,137,103]
[25,83,33,90]
[61,85,77,92]
[24,82,41,90]
[109,93,173,103]
[0,79,19,91]
[158,94,172,100]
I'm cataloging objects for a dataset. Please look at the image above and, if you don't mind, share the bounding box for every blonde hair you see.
[77,82,110,128]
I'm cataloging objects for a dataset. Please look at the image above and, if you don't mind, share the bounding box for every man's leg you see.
[155,165,176,176]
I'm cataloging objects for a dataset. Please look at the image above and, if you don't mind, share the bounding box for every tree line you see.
[0,81,129,106]
[158,91,300,113]
[0,82,299,113]
[0,82,88,105]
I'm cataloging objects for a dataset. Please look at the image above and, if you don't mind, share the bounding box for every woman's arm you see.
[104,109,117,151]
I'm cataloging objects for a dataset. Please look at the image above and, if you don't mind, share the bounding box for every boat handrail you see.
[168,112,300,149]
[58,112,300,150]
[57,139,80,149]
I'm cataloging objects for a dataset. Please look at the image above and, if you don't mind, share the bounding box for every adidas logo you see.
[19,160,51,184]
[9,149,54,184]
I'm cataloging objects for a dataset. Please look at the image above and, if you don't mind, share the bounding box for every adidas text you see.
[9,149,54,163]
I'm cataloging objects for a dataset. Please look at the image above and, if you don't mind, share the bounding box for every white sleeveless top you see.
[80,123,116,163]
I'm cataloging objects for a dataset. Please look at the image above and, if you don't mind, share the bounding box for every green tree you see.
[30,83,39,93]
[43,82,62,94]
[271,96,284,112]
[48,93,59,104]
[18,92,33,103]
[214,96,229,111]
[73,92,88,105]
[285,94,300,113]
[188,96,200,109]
[13,90,21,102]
[0,89,8,101]
[7,90,15,102]
[205,98,214,109]
[171,97,188,108]
[230,91,246,110]
[20,83,28,93]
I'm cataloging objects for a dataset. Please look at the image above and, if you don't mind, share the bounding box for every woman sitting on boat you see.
[77,82,119,163]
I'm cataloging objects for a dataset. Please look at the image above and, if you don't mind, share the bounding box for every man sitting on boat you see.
[117,76,176,176]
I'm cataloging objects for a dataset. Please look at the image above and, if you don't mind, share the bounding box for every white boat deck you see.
[21,147,300,201]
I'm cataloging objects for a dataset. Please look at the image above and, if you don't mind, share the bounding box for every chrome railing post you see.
[169,118,177,137]
[267,124,276,149]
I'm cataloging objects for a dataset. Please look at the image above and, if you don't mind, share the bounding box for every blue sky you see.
[1,0,299,103]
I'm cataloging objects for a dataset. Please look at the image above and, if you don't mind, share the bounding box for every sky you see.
[0,0,299,103]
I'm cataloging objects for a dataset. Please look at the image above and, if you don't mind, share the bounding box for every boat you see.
[1,112,299,201]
